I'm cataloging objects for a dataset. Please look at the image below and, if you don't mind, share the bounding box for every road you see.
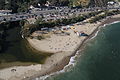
[0,7,120,22]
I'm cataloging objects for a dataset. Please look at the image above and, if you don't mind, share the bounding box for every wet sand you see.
[0,14,120,80]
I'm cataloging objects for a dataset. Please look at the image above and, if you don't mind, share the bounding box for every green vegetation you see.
[0,21,20,52]
[37,35,45,40]
[0,0,69,13]
[89,0,115,7]
[22,11,103,37]
[0,0,115,13]
[22,23,39,37]
[89,10,120,23]
[69,0,90,7]
[0,21,53,67]
[0,0,29,12]
[22,10,120,37]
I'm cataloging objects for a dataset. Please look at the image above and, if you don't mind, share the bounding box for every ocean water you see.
[45,22,120,80]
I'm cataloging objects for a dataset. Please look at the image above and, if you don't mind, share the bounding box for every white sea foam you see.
[102,21,120,27]
[34,21,120,80]
[90,21,120,40]
[90,29,99,40]
[111,21,120,24]
[34,51,81,80]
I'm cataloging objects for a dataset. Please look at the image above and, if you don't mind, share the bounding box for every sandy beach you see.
[0,14,120,80]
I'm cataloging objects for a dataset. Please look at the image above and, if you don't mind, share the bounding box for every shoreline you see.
[0,14,120,80]
[29,15,120,80]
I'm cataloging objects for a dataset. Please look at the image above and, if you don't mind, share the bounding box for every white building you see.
[30,5,35,9]
[108,1,115,5]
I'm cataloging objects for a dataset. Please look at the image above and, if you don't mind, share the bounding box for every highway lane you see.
[0,7,120,22]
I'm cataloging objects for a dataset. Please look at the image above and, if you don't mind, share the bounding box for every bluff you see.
[0,0,115,13]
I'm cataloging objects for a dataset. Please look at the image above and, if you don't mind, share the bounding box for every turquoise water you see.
[47,22,120,80]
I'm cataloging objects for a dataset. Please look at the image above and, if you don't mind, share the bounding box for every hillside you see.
[69,0,90,7]
[0,0,115,13]
[89,0,115,7]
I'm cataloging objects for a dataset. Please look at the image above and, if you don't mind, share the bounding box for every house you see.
[30,5,35,9]
[108,1,115,5]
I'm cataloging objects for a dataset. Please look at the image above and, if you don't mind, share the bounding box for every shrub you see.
[37,35,45,40]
